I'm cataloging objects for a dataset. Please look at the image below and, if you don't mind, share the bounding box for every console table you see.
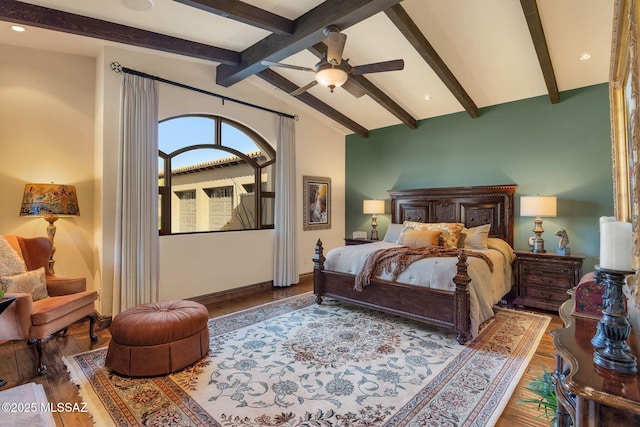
[551,298,640,426]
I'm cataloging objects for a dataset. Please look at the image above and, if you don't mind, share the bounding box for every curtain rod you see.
[110,62,296,120]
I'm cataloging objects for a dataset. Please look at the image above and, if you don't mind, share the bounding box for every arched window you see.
[158,115,275,235]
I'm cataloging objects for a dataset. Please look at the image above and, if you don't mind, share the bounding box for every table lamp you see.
[520,195,557,253]
[363,199,385,240]
[19,183,80,273]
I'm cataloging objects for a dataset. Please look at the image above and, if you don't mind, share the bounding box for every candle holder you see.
[591,266,637,374]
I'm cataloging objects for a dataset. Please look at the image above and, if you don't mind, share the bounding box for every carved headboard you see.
[388,184,517,247]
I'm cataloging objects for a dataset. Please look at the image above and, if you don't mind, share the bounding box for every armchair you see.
[0,235,98,375]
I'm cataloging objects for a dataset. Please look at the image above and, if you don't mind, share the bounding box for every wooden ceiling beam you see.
[0,0,239,65]
[174,0,294,35]
[216,0,402,87]
[257,69,369,138]
[520,0,560,104]
[384,4,479,118]
[308,43,417,129]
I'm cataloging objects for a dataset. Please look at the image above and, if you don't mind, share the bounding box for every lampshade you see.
[315,66,348,89]
[520,196,557,217]
[363,199,385,215]
[20,183,80,217]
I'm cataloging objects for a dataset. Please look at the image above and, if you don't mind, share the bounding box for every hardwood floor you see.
[0,275,560,426]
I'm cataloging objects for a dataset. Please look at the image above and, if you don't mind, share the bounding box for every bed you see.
[313,184,517,344]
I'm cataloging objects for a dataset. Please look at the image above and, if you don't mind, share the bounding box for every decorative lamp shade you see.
[363,199,385,215]
[520,196,557,217]
[19,183,80,217]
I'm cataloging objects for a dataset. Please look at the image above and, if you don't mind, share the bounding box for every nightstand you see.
[344,238,377,245]
[513,250,584,311]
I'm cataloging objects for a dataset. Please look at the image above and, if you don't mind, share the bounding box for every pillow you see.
[0,267,49,301]
[396,221,465,248]
[0,236,27,277]
[461,224,492,250]
[403,229,441,247]
[383,223,404,243]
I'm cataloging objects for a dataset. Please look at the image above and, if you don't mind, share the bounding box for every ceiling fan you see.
[261,26,404,97]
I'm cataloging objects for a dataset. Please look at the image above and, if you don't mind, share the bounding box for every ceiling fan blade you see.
[326,30,347,65]
[351,59,404,75]
[342,78,367,98]
[261,61,314,73]
[290,80,318,96]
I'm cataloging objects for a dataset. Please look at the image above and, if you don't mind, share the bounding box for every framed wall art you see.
[303,176,331,231]
[610,0,640,306]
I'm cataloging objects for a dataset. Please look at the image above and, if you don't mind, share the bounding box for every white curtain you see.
[113,73,159,314]
[273,116,298,287]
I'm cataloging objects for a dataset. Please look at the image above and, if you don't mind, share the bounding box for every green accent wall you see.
[346,84,613,272]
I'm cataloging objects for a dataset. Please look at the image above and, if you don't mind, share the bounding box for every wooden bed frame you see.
[313,184,516,344]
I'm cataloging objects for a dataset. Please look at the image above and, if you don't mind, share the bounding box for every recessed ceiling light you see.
[579,52,592,61]
[11,25,26,32]
[123,0,154,11]
[424,95,432,101]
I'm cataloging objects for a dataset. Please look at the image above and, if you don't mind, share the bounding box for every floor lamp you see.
[19,183,80,274]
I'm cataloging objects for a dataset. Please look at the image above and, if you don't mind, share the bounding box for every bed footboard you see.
[312,239,472,345]
[453,251,472,344]
[312,239,326,304]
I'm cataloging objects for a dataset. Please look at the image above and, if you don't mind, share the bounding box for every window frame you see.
[158,114,275,235]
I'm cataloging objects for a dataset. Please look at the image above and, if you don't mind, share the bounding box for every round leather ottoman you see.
[105,300,209,377]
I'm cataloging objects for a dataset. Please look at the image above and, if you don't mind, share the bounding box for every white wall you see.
[95,48,346,304]
[0,43,346,315]
[0,44,95,285]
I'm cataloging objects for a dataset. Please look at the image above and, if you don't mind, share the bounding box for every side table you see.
[513,250,583,311]
[344,238,377,245]
[551,298,640,426]
[0,296,16,388]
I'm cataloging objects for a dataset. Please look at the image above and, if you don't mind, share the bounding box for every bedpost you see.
[453,250,472,344]
[312,239,326,304]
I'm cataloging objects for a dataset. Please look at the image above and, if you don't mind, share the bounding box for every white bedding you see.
[323,238,515,337]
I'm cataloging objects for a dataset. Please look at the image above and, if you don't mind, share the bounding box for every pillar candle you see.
[600,216,616,232]
[600,221,632,271]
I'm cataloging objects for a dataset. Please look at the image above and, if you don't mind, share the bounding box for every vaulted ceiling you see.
[1,0,613,138]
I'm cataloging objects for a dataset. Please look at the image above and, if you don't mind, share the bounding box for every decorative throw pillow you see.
[0,267,49,301]
[462,224,492,250]
[395,221,428,245]
[403,229,441,247]
[383,223,404,243]
[0,236,27,277]
[396,221,465,248]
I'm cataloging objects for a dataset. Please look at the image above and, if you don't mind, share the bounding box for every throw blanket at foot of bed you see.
[354,246,494,291]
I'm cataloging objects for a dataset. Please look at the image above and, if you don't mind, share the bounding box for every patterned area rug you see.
[64,293,550,426]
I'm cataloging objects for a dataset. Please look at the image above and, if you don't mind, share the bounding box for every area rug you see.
[64,293,550,426]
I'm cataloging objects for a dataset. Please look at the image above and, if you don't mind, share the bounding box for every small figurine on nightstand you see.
[555,228,570,255]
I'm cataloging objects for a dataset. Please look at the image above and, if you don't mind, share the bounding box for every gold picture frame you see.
[610,0,640,305]
[303,176,331,231]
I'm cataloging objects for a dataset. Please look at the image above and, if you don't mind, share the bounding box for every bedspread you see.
[323,238,515,337]
[354,246,494,292]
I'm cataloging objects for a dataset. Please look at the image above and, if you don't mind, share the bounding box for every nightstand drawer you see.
[520,285,569,304]
[520,263,574,277]
[520,271,574,289]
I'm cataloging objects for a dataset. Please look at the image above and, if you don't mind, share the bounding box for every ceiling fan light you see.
[315,67,348,90]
